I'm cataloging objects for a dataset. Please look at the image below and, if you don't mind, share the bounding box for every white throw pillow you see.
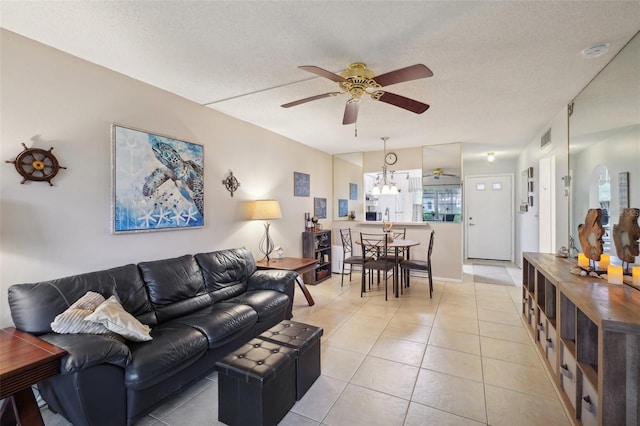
[51,291,112,335]
[85,296,152,342]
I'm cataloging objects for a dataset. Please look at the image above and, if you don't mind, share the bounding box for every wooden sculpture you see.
[578,209,604,261]
[612,208,640,264]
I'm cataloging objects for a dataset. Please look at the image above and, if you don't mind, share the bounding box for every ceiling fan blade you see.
[377,92,430,114]
[374,64,433,87]
[342,100,359,125]
[281,92,341,108]
[299,66,347,83]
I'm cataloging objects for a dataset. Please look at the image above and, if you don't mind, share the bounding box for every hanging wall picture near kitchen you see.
[350,183,358,200]
[112,124,204,233]
[339,199,348,217]
[294,171,310,197]
[314,197,327,219]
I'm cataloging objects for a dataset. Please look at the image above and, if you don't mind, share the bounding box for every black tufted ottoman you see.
[258,320,323,400]
[215,338,296,426]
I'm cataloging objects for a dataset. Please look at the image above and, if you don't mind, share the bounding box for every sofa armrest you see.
[39,333,132,374]
[247,270,296,298]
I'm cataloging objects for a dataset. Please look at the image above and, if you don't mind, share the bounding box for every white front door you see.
[466,174,513,261]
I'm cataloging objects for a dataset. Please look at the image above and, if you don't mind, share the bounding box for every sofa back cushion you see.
[8,264,155,334]
[138,255,209,323]
[194,248,257,302]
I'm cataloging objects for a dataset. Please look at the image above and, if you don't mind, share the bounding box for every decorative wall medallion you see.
[222,170,240,197]
[6,143,66,186]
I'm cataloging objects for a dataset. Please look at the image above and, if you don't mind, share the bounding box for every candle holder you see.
[607,265,624,284]
[632,266,640,286]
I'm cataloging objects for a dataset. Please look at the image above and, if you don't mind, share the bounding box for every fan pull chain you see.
[354,123,358,137]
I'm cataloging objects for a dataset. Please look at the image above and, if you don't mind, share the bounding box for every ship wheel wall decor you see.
[6,143,67,186]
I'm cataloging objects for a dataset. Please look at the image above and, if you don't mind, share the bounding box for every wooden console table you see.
[522,253,640,426]
[256,257,318,306]
[0,327,66,426]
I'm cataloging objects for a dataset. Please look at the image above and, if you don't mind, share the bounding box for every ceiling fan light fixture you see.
[283,62,432,125]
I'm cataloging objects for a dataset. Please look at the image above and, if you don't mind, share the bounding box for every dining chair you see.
[400,230,435,298]
[360,232,396,300]
[339,228,364,286]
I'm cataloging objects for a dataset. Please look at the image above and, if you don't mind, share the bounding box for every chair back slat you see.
[340,228,354,255]
[360,232,391,261]
[427,230,435,260]
[392,227,406,240]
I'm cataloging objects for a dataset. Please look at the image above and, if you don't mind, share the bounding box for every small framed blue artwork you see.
[294,172,310,197]
[314,197,327,219]
[339,199,348,217]
[112,124,204,233]
[349,183,358,200]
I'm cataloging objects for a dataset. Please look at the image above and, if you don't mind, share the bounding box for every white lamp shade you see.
[252,200,282,220]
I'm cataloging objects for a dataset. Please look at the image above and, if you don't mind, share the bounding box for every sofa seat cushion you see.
[172,303,258,348]
[224,290,290,326]
[125,323,208,391]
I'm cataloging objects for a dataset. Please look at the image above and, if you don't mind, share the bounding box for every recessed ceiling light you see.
[581,42,610,59]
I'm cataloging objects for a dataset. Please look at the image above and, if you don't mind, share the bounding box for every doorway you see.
[465,174,514,261]
[538,156,555,253]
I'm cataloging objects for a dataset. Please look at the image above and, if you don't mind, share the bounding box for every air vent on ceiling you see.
[541,128,551,149]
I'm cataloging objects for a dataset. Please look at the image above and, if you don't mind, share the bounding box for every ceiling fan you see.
[281,62,432,125]
[424,168,458,180]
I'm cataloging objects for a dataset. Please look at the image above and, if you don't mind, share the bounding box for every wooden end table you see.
[0,327,66,426]
[255,257,318,306]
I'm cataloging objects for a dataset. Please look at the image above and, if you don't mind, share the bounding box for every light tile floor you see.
[41,261,572,425]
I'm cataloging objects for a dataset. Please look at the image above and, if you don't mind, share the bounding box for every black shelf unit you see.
[302,230,331,284]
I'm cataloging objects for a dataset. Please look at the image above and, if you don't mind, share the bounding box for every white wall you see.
[463,155,517,177]
[0,30,333,327]
[516,107,569,267]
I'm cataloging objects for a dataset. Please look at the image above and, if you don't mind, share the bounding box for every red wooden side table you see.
[0,327,66,426]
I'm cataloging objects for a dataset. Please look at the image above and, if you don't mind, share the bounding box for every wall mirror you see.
[333,152,363,221]
[423,143,462,222]
[569,31,640,258]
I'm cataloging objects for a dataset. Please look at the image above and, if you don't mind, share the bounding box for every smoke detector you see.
[581,42,609,59]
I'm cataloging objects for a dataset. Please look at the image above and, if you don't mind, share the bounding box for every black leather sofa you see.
[7,248,297,426]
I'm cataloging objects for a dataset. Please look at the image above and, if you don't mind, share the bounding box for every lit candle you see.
[598,254,610,270]
[607,265,624,285]
[578,253,590,268]
[633,266,640,286]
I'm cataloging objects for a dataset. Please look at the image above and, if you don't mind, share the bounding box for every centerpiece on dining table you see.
[382,221,394,242]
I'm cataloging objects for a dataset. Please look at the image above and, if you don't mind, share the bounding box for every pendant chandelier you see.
[371,137,398,195]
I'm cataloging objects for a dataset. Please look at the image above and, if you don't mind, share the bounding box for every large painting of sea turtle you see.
[112,125,204,233]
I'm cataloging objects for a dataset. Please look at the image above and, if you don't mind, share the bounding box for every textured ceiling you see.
[1,1,639,159]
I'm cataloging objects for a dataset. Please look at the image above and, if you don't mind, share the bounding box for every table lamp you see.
[252,200,282,261]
